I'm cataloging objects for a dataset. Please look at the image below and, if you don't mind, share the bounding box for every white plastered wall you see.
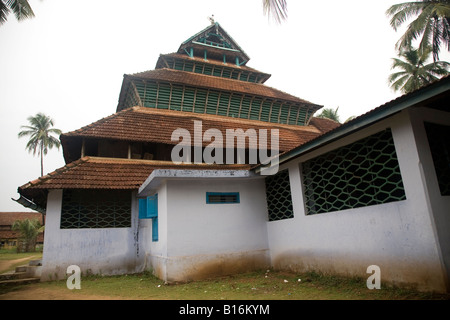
[41,190,144,281]
[408,107,450,291]
[142,177,270,282]
[267,109,448,292]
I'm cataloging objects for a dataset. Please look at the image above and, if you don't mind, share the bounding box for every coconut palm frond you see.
[0,1,10,25]
[8,0,34,21]
[387,1,427,31]
[387,0,450,61]
[316,107,341,123]
[262,0,288,24]
[388,46,450,94]
[0,0,34,26]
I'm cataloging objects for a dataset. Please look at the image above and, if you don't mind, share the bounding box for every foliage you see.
[386,0,450,62]
[388,46,450,93]
[262,0,288,23]
[0,0,34,25]
[11,218,42,252]
[316,107,341,123]
[18,113,62,177]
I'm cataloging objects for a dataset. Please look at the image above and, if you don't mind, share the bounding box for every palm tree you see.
[262,0,288,23]
[12,218,41,252]
[0,0,34,25]
[386,0,450,61]
[388,46,450,94]
[316,107,341,123]
[18,113,62,177]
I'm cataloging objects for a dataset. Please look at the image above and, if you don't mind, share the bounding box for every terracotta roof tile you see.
[127,68,316,105]
[156,53,271,81]
[18,157,251,192]
[0,212,44,226]
[61,107,339,152]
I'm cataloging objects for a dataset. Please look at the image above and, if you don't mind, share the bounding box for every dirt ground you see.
[0,256,37,274]
[0,285,123,300]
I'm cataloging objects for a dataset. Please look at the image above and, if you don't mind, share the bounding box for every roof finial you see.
[208,14,215,25]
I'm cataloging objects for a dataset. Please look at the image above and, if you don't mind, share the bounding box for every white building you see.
[15,23,450,293]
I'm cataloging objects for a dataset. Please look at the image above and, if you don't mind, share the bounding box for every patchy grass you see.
[0,248,43,274]
[0,248,42,261]
[3,269,448,300]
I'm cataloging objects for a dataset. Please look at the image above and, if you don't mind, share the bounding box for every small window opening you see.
[206,192,240,204]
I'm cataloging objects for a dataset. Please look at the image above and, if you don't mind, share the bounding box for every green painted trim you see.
[206,192,240,204]
[184,48,193,58]
[192,41,240,53]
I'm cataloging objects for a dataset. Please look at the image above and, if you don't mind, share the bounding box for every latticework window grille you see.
[265,169,294,221]
[302,129,406,215]
[61,190,131,229]
[424,122,450,196]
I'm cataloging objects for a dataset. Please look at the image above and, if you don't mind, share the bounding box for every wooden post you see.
[81,139,85,158]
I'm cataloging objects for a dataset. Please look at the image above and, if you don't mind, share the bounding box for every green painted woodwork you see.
[265,169,294,221]
[302,129,406,215]
[161,55,267,84]
[123,79,314,126]
[61,190,131,229]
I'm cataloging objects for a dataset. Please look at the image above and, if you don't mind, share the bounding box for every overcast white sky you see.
[1,0,447,212]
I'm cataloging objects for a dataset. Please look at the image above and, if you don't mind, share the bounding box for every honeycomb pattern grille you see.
[265,169,294,221]
[424,122,450,196]
[61,190,131,229]
[302,129,406,215]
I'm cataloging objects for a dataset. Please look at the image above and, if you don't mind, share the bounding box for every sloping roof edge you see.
[254,76,450,173]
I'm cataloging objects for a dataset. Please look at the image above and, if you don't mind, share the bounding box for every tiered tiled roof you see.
[125,68,312,105]
[61,106,340,153]
[155,53,271,83]
[16,22,342,212]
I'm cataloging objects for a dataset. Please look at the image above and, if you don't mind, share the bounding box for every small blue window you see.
[206,192,240,204]
[139,194,158,241]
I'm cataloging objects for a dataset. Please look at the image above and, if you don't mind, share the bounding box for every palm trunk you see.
[40,143,44,177]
